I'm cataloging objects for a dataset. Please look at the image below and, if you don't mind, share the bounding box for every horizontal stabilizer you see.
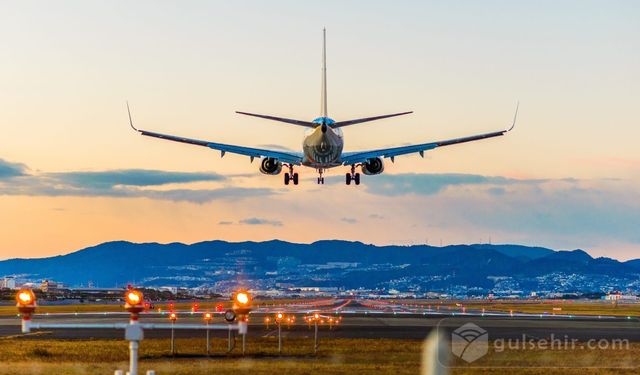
[333,111,413,128]
[236,111,316,128]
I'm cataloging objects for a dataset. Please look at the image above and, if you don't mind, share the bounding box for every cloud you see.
[48,170,225,188]
[0,158,273,203]
[0,159,28,179]
[341,217,358,224]
[364,173,545,196]
[239,217,283,226]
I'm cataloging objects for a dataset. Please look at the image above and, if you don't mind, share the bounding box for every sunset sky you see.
[1,1,638,260]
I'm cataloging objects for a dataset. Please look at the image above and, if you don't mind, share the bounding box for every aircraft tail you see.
[321,28,328,118]
[235,111,316,128]
[333,111,413,128]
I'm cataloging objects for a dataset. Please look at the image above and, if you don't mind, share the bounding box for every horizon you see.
[1,238,633,263]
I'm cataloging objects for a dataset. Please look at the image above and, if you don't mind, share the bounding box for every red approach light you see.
[192,303,200,312]
[216,303,224,312]
[16,289,36,306]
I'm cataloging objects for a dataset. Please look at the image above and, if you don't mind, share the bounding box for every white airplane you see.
[128,29,517,186]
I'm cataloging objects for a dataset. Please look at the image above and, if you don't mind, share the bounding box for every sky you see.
[0,1,639,261]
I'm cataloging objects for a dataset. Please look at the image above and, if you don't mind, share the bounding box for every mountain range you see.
[0,240,638,295]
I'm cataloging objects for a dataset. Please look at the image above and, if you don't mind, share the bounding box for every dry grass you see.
[405,300,640,317]
[0,337,637,374]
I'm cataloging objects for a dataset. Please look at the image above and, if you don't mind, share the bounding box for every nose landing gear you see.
[317,168,325,184]
[284,164,299,186]
[346,165,360,186]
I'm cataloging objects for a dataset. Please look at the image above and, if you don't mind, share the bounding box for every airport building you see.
[1,277,16,289]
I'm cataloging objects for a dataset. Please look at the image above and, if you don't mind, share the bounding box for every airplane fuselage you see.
[302,117,344,168]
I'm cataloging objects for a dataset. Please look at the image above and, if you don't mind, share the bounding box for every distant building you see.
[41,280,64,292]
[1,277,16,289]
[605,291,638,301]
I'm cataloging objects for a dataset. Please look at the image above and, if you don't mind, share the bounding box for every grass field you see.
[400,300,640,317]
[0,336,637,374]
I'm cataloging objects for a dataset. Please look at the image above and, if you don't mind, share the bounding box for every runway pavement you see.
[1,300,638,341]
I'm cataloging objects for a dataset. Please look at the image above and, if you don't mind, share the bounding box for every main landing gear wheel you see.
[284,164,298,186]
[284,172,299,185]
[346,165,361,186]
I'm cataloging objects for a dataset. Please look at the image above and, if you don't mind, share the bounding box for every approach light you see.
[276,312,284,321]
[16,289,37,320]
[314,313,320,320]
[232,290,252,315]
[204,312,213,321]
[169,312,177,321]
[124,289,145,319]
[125,290,143,306]
[16,289,35,306]
[235,291,250,305]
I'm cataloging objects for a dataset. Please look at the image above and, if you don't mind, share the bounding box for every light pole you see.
[204,312,213,355]
[169,312,177,355]
[313,313,319,354]
[124,289,146,375]
[275,312,284,354]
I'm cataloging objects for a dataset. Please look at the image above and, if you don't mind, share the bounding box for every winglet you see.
[507,101,519,132]
[126,101,139,132]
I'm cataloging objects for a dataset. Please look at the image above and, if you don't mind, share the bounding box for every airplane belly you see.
[302,129,343,167]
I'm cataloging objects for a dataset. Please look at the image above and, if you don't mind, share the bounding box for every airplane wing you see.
[128,104,303,165]
[340,104,518,165]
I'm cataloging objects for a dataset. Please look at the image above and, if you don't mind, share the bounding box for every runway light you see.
[16,289,35,306]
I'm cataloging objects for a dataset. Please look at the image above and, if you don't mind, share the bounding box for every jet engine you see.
[259,157,282,175]
[361,157,384,175]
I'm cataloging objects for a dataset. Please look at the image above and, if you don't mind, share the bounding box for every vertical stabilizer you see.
[320,28,328,117]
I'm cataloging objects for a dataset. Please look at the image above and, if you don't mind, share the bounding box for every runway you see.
[1,300,638,341]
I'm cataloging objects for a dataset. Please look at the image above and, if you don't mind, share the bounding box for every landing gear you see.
[284,165,298,186]
[316,169,325,185]
[346,165,361,186]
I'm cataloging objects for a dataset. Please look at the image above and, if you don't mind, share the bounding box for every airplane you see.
[128,29,517,186]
